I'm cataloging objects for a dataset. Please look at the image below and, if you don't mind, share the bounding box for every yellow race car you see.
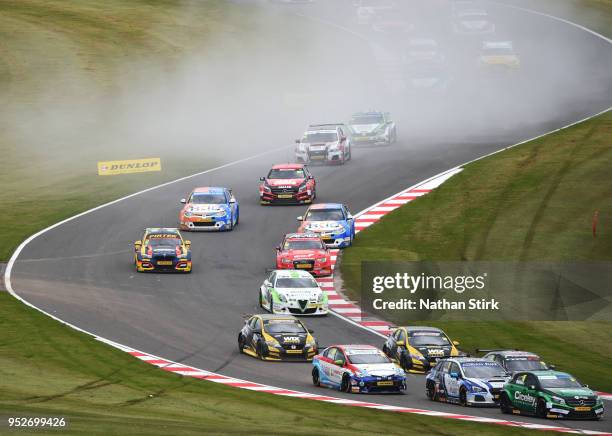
[133,227,192,273]
[238,314,318,361]
[383,326,463,373]
[479,41,520,68]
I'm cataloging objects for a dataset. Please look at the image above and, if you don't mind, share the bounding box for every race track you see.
[8,0,612,432]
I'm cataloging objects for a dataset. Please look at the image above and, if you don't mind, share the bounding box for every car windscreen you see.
[351,115,383,125]
[346,351,391,364]
[264,320,306,334]
[147,236,181,247]
[505,358,547,372]
[275,277,318,288]
[461,362,506,378]
[303,132,337,143]
[408,332,450,346]
[284,240,324,250]
[305,209,345,221]
[268,169,305,179]
[190,193,227,204]
[537,374,582,389]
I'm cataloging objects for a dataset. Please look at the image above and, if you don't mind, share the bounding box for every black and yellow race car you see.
[383,326,463,373]
[238,314,318,361]
[133,227,192,273]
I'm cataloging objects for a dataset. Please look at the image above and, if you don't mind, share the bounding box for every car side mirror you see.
[180,198,186,204]
[548,364,556,370]
[275,245,281,251]
[295,139,301,144]
[259,176,265,182]
[134,241,142,248]
[334,360,344,367]
[529,385,536,390]
[308,329,314,334]
[184,240,191,247]
[308,175,314,180]
[450,372,459,379]
[347,214,353,220]
[229,197,236,204]
[453,341,460,346]
[297,216,304,221]
[264,280,271,287]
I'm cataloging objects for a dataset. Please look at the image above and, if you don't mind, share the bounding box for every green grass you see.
[341,110,612,392]
[0,293,534,436]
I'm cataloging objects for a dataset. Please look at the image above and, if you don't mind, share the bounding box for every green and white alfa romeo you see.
[500,370,604,420]
[259,270,328,316]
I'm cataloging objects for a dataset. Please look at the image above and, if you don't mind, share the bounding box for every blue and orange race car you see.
[297,203,355,248]
[179,187,239,231]
[133,228,192,273]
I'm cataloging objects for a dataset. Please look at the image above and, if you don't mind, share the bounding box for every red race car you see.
[276,233,333,277]
[259,163,316,205]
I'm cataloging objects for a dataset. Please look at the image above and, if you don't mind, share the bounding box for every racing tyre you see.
[459,387,468,407]
[340,374,352,393]
[426,382,436,401]
[237,334,245,354]
[499,393,512,414]
[256,341,267,360]
[536,399,548,419]
[312,367,321,387]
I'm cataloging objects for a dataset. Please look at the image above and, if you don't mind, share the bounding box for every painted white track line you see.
[4,2,612,433]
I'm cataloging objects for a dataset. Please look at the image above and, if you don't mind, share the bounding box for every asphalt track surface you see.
[8,0,612,432]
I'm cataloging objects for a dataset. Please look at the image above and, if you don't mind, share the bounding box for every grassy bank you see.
[0,293,532,436]
[341,109,612,391]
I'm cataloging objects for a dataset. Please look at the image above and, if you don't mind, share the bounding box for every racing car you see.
[383,326,462,373]
[259,269,328,316]
[276,233,333,276]
[500,370,604,420]
[259,163,316,205]
[312,345,407,394]
[452,8,495,34]
[297,203,355,248]
[238,314,318,361]
[480,349,551,374]
[295,124,351,164]
[347,111,396,146]
[426,357,510,407]
[478,41,520,68]
[133,228,192,273]
[179,187,239,231]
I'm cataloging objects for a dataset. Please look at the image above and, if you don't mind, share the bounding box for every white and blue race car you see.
[426,358,510,407]
[179,187,239,231]
[312,345,406,394]
[297,203,355,248]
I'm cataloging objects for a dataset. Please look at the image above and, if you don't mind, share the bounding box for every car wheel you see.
[256,341,267,360]
[426,382,436,401]
[536,398,548,418]
[237,334,245,354]
[341,373,352,393]
[500,393,512,414]
[235,211,239,225]
[312,367,321,387]
[459,387,468,406]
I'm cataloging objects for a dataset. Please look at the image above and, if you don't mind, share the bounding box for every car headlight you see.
[317,292,326,303]
[316,257,327,262]
[353,370,365,378]
[213,210,226,217]
[471,386,486,393]
[298,183,308,192]
[306,339,317,348]
[281,258,292,264]
[278,293,287,303]
[551,395,566,405]
[265,340,279,347]
[263,184,271,192]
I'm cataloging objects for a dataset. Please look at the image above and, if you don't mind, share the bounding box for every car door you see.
[444,362,462,399]
[242,317,256,351]
[522,374,540,414]
[320,348,340,385]
[248,317,263,350]
[262,272,276,309]
[343,205,355,236]
[385,328,401,358]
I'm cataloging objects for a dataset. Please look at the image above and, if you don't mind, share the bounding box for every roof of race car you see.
[192,186,228,194]
[256,313,299,321]
[334,344,379,352]
[273,269,317,279]
[403,325,444,333]
[483,41,513,49]
[308,123,345,128]
[271,163,305,170]
[352,111,384,116]
[445,357,495,364]
[284,232,322,240]
[145,227,180,235]
[494,350,540,358]
[305,129,337,134]
[308,203,344,210]
[523,370,568,376]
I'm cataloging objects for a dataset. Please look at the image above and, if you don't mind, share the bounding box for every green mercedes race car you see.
[500,370,604,420]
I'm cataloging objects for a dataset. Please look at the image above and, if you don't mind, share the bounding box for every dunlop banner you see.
[97,158,161,176]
